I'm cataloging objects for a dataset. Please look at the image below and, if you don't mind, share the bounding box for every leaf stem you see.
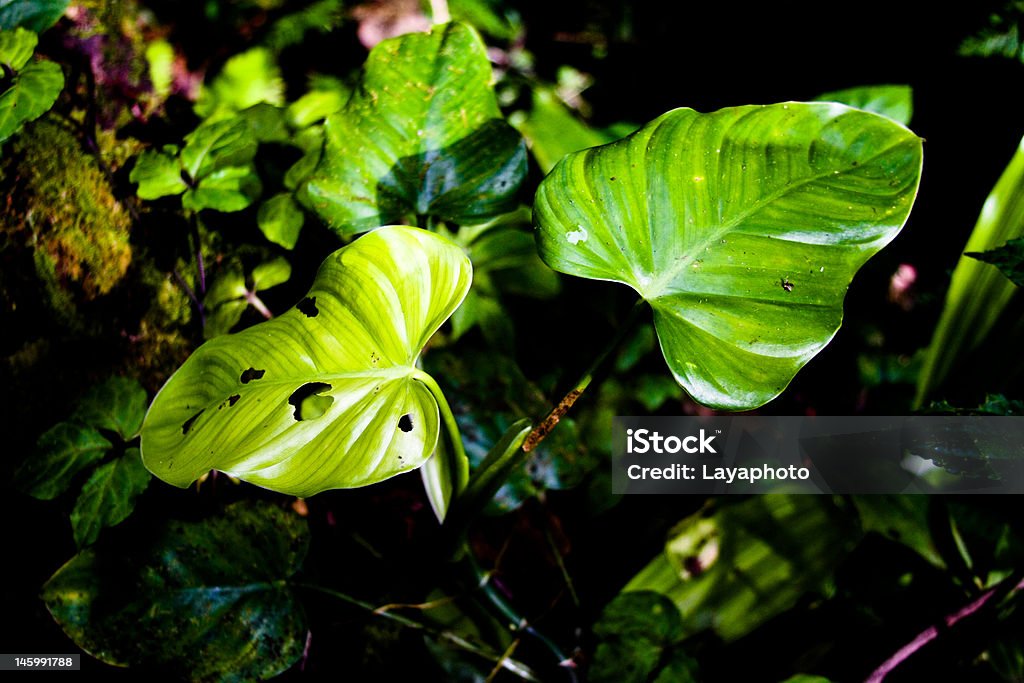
[523,300,647,452]
[294,581,540,681]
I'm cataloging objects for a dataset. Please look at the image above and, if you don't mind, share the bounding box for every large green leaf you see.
[535,103,922,409]
[0,58,62,143]
[625,496,858,641]
[0,0,68,32]
[141,226,472,496]
[304,22,526,234]
[916,137,1024,405]
[815,84,913,125]
[42,502,308,680]
[70,448,151,548]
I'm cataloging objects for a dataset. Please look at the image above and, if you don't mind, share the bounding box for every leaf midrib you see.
[642,137,915,298]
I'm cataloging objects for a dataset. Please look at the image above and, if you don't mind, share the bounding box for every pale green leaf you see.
[258,193,304,249]
[130,149,187,199]
[305,22,526,234]
[0,58,62,143]
[71,376,149,439]
[535,103,923,409]
[0,26,36,69]
[286,86,347,129]
[815,84,913,125]
[916,136,1024,405]
[42,501,308,680]
[14,422,111,499]
[252,256,291,290]
[70,448,151,547]
[194,47,284,121]
[141,226,472,496]
[0,0,68,32]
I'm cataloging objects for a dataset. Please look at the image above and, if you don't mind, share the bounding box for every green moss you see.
[12,118,132,301]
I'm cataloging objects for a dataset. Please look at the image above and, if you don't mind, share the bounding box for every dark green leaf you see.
[239,102,290,143]
[852,495,944,567]
[535,103,923,409]
[815,85,913,125]
[283,126,323,191]
[180,117,258,181]
[42,502,309,681]
[0,0,68,32]
[967,237,1024,287]
[258,193,304,249]
[591,592,697,683]
[15,423,111,500]
[183,165,262,212]
[625,496,858,641]
[130,150,187,200]
[305,22,526,234]
[70,448,151,547]
[0,59,63,143]
[72,376,148,440]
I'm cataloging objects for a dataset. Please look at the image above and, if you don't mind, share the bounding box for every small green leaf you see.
[239,102,290,143]
[0,25,36,69]
[513,87,614,173]
[815,84,913,125]
[15,423,111,499]
[0,0,68,32]
[70,448,151,547]
[145,39,174,99]
[258,193,304,249]
[141,226,472,496]
[286,86,347,129]
[967,237,1024,287]
[71,376,149,439]
[0,59,63,143]
[305,22,526,234]
[194,47,284,121]
[535,103,923,410]
[180,116,258,181]
[130,149,187,199]
[42,501,308,681]
[591,592,698,683]
[183,164,262,212]
[252,256,291,290]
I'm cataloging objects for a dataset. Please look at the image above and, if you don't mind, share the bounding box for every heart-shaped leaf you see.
[535,103,923,409]
[43,502,308,681]
[0,0,68,33]
[304,22,526,234]
[141,226,472,496]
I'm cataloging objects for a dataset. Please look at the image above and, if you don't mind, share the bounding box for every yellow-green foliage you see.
[11,118,132,300]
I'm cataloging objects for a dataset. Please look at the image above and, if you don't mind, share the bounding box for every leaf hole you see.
[240,367,266,383]
[229,394,241,407]
[398,414,414,432]
[297,296,319,318]
[289,382,333,421]
[182,409,204,435]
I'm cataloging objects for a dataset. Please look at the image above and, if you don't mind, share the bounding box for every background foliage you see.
[2,1,1024,681]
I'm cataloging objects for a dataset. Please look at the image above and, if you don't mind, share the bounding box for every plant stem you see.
[523,299,646,452]
[294,581,540,681]
[429,0,450,24]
